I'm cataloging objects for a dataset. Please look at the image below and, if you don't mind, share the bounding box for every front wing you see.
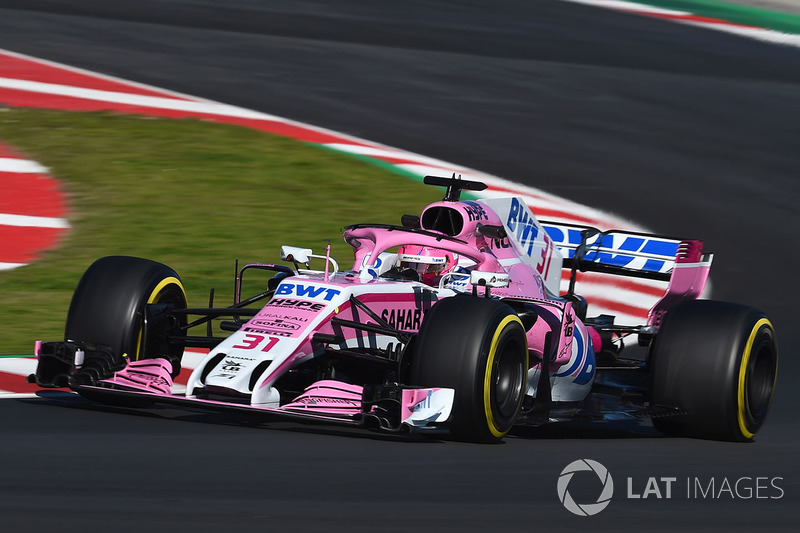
[38,350,455,435]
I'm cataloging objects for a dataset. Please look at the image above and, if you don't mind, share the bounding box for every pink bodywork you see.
[101,358,174,395]
[647,240,712,327]
[282,380,363,415]
[241,288,435,398]
[523,299,576,366]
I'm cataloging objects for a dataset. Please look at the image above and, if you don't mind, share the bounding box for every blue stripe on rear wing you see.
[540,221,690,281]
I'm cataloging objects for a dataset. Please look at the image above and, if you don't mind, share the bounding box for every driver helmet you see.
[397,245,456,285]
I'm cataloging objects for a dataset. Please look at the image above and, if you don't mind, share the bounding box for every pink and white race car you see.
[31,176,778,442]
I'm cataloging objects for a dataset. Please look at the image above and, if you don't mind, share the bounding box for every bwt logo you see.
[541,224,678,273]
[557,459,614,516]
[275,283,341,301]
[506,197,542,257]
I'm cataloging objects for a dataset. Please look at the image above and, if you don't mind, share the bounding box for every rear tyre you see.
[408,295,528,443]
[649,300,778,442]
[65,256,188,378]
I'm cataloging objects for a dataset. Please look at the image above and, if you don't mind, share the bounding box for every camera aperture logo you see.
[557,459,614,516]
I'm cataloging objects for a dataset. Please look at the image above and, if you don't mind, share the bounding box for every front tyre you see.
[65,256,188,377]
[408,295,528,443]
[649,300,778,442]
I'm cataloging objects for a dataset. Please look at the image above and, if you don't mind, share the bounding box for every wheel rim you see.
[489,326,527,426]
[745,332,777,423]
[137,279,187,361]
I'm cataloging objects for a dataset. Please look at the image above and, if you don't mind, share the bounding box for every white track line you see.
[0,77,289,121]
[0,213,70,228]
[564,0,689,16]
[0,157,49,173]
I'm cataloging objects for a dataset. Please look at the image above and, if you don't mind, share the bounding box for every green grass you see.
[0,108,442,355]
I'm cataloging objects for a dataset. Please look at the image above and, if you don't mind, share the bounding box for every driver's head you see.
[397,245,455,285]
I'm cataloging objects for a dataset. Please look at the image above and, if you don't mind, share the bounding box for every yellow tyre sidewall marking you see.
[737,318,774,440]
[134,276,187,361]
[483,315,527,438]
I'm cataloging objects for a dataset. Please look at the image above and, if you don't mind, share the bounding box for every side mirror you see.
[281,246,313,264]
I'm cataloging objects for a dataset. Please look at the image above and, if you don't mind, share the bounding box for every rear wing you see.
[539,221,711,282]
[540,221,714,327]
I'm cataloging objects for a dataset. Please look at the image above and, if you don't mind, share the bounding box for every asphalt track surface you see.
[0,1,798,530]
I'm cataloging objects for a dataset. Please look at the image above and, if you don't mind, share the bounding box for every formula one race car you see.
[30,176,778,442]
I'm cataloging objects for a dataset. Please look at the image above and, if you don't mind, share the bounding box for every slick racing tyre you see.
[65,256,188,378]
[408,295,528,443]
[649,300,778,442]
